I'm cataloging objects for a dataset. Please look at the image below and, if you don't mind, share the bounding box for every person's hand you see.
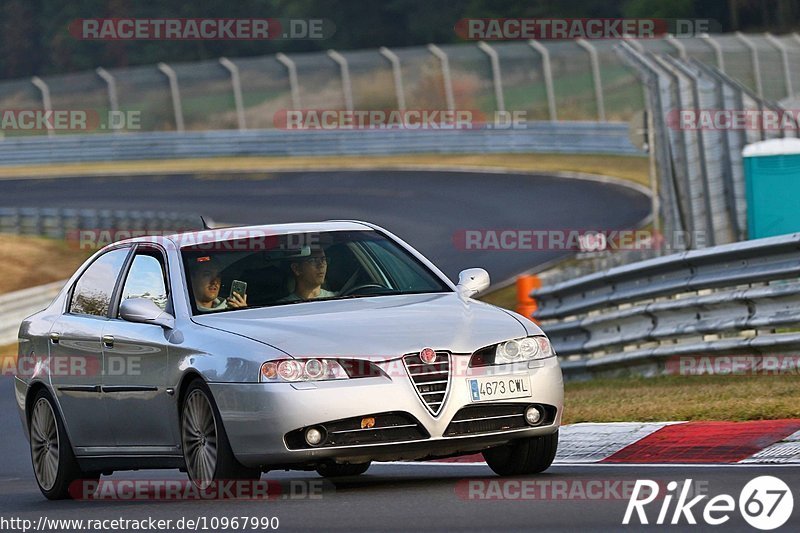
[227,292,248,308]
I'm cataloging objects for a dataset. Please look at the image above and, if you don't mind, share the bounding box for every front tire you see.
[181,380,260,488]
[483,431,558,476]
[29,389,98,500]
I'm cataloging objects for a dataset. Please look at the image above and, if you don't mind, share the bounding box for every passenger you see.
[280,248,336,302]
[190,257,247,312]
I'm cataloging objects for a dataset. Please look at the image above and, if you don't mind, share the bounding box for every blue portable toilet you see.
[743,138,800,239]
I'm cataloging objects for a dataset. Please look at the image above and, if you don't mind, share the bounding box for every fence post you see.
[427,44,455,112]
[665,34,688,60]
[575,38,606,121]
[763,33,793,99]
[327,50,354,112]
[527,40,557,121]
[275,53,301,110]
[477,41,505,113]
[700,33,725,72]
[623,38,644,53]
[157,62,184,132]
[379,47,406,112]
[616,41,690,245]
[95,67,120,134]
[219,57,247,130]
[31,76,54,137]
[735,32,764,98]
[622,37,658,119]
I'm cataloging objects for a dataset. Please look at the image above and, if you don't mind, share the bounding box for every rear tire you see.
[29,389,98,500]
[181,379,260,489]
[316,461,371,477]
[483,431,558,476]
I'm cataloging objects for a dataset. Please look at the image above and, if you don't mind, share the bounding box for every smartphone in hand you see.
[230,279,247,299]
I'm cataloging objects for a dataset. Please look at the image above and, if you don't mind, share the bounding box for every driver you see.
[190,256,248,312]
[280,247,337,302]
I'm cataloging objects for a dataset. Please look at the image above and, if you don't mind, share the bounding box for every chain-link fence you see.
[2,33,799,136]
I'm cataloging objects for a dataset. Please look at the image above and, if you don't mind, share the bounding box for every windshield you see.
[181,230,451,314]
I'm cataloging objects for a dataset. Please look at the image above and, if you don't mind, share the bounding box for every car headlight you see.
[260,359,350,382]
[470,336,554,367]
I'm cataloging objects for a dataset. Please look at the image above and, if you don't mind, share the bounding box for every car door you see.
[49,246,131,448]
[101,245,176,448]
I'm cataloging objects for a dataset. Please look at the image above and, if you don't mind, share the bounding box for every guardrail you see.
[0,122,641,167]
[533,233,800,379]
[0,207,204,238]
[0,280,65,346]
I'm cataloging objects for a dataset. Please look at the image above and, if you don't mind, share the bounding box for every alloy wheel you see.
[30,397,59,491]
[182,389,219,489]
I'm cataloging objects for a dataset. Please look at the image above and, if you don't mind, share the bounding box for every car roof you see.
[108,220,376,249]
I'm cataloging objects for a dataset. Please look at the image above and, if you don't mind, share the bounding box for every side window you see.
[69,248,130,317]
[119,253,169,313]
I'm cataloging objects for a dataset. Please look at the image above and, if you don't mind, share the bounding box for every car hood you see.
[191,292,538,359]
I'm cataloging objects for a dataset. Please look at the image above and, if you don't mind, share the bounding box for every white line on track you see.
[378,462,800,468]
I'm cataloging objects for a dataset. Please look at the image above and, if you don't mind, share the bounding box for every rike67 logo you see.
[623,476,793,530]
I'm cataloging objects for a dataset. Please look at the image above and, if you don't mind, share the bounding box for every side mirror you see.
[119,298,175,329]
[456,268,490,298]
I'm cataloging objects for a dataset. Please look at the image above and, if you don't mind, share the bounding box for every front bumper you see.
[209,355,564,468]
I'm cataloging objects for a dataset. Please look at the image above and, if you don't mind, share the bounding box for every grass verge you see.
[0,153,650,187]
[479,286,519,310]
[0,234,92,295]
[563,374,800,424]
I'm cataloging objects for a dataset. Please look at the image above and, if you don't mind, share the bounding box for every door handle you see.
[102,335,114,348]
[49,332,60,344]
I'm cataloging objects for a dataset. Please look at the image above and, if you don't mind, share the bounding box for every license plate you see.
[468,375,532,402]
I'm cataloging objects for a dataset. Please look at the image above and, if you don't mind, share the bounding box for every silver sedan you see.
[15,221,563,499]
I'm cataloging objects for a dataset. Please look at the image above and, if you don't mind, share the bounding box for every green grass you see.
[479,285,519,310]
[563,374,800,424]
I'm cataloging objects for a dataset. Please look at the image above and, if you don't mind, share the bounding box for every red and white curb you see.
[427,420,800,465]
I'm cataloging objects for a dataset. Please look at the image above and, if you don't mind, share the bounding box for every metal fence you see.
[2,33,799,136]
[533,232,800,379]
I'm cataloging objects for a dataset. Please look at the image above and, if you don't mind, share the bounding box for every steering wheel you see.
[339,283,391,297]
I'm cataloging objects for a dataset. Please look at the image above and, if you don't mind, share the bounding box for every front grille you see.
[285,412,429,450]
[444,403,557,437]
[403,351,451,415]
